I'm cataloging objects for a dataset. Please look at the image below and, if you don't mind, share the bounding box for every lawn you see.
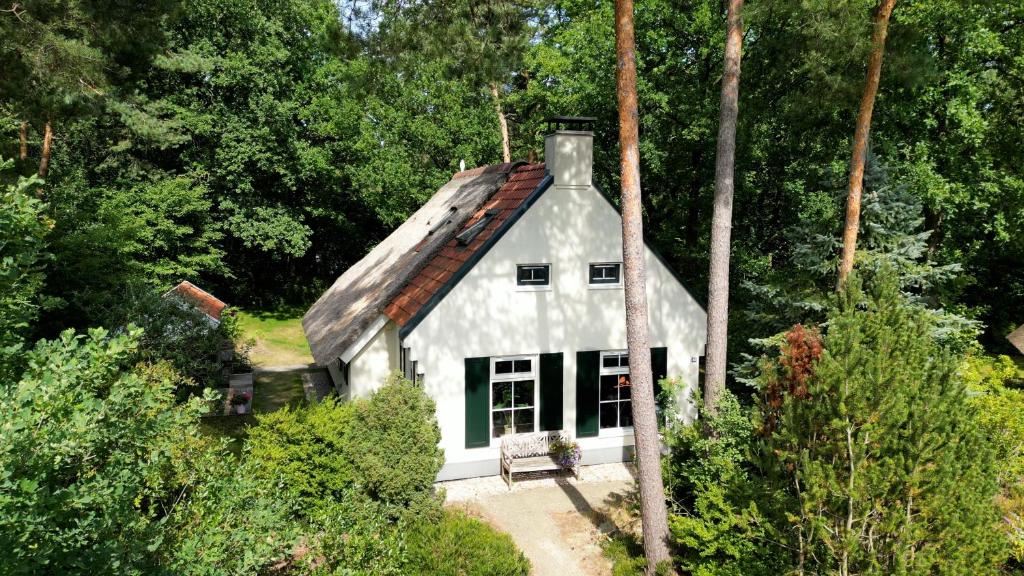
[236,306,313,367]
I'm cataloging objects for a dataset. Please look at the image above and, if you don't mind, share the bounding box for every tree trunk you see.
[38,119,53,179]
[490,82,511,163]
[704,0,744,420]
[614,0,671,571]
[19,121,28,160]
[837,0,897,287]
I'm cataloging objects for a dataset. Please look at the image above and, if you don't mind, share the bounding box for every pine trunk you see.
[614,0,671,571]
[19,121,28,160]
[38,119,53,179]
[837,0,897,287]
[704,0,744,420]
[490,83,511,163]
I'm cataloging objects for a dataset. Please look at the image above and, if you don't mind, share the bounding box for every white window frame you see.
[515,263,552,292]
[588,262,623,289]
[599,350,634,436]
[489,354,540,445]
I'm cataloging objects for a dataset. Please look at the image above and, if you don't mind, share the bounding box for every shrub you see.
[664,391,785,576]
[246,397,357,512]
[405,509,530,576]
[0,327,205,574]
[343,372,444,513]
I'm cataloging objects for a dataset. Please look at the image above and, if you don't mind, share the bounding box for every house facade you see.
[303,120,706,481]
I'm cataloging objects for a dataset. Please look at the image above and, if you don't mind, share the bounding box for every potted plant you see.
[230,391,251,414]
[549,437,581,470]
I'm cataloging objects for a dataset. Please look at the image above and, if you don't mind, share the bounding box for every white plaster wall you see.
[348,320,399,396]
[403,182,707,473]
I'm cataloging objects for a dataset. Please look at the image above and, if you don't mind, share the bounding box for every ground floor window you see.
[491,355,537,439]
[599,350,632,430]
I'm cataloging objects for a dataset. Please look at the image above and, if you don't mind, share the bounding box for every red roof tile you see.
[163,281,227,321]
[384,163,547,327]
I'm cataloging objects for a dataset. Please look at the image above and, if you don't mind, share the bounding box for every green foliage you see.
[664,392,786,576]
[344,372,445,512]
[755,273,1007,574]
[0,158,50,377]
[0,327,208,574]
[246,397,358,512]
[963,354,1024,562]
[405,509,531,576]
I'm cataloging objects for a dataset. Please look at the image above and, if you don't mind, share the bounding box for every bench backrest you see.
[500,431,572,459]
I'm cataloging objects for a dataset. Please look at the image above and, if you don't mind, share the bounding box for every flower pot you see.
[236,404,247,415]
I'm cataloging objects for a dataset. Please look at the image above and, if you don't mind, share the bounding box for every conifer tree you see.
[754,272,1007,575]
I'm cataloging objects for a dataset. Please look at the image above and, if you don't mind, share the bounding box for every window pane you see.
[619,354,629,366]
[513,380,534,407]
[618,375,632,399]
[619,401,633,428]
[600,374,619,401]
[492,410,512,438]
[602,355,618,368]
[492,381,513,409]
[589,263,622,284]
[513,408,535,434]
[517,264,550,285]
[513,359,531,373]
[600,403,619,429]
[495,360,514,374]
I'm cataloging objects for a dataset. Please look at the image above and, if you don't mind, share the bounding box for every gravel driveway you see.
[440,464,637,576]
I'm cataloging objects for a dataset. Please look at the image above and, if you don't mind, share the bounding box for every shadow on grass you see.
[245,304,309,322]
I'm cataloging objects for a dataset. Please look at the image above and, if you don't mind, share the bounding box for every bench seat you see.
[499,431,580,488]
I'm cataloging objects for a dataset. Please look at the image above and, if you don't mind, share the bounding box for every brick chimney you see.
[544,116,594,187]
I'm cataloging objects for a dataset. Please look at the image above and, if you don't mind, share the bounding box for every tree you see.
[704,0,745,419]
[755,273,1007,574]
[0,159,49,378]
[837,0,898,287]
[613,0,670,569]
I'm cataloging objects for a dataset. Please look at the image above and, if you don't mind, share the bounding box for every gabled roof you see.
[163,281,227,322]
[302,163,521,366]
[1009,324,1024,355]
[385,163,548,330]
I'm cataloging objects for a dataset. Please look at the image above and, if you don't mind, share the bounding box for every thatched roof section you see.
[1008,324,1024,356]
[302,164,519,366]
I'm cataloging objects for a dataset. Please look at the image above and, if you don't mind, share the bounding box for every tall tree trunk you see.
[490,83,511,163]
[704,0,744,420]
[614,0,671,571]
[37,119,53,178]
[837,0,897,287]
[19,122,28,160]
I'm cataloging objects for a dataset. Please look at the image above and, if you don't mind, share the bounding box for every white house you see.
[303,118,707,481]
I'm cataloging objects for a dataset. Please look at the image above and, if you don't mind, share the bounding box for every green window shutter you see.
[465,356,490,448]
[576,350,600,437]
[539,352,563,431]
[651,347,668,409]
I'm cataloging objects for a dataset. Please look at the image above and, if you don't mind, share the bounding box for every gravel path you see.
[440,464,637,576]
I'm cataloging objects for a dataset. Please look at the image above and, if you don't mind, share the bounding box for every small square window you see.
[589,263,622,286]
[516,264,550,286]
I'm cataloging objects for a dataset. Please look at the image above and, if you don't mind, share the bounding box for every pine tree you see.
[754,272,1007,575]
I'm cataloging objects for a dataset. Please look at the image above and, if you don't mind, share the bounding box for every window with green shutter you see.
[464,357,490,448]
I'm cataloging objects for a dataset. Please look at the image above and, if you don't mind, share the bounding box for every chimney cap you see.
[546,116,596,133]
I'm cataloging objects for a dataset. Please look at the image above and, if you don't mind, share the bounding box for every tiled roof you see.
[384,163,547,327]
[163,281,227,321]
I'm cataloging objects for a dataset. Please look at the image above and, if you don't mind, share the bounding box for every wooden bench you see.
[500,431,580,488]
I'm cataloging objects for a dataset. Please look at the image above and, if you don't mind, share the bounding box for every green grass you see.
[602,533,647,576]
[236,306,312,367]
[199,371,306,452]
[253,371,306,412]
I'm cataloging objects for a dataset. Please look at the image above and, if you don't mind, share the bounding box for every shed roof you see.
[1009,324,1024,355]
[302,163,520,365]
[163,281,227,322]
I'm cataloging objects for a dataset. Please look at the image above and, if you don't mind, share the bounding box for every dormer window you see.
[589,262,622,287]
[516,264,551,288]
